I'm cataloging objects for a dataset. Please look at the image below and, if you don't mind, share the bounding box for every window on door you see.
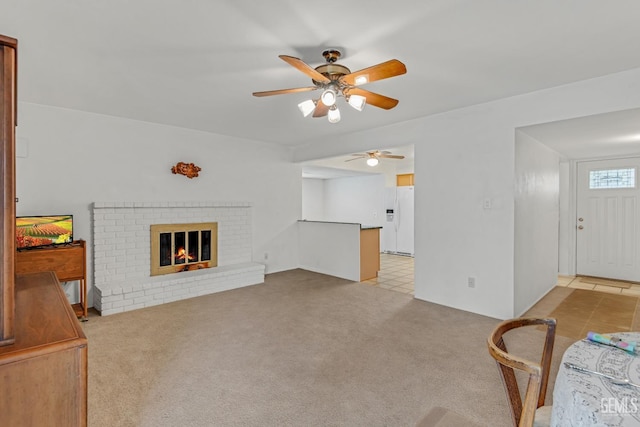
[589,167,636,189]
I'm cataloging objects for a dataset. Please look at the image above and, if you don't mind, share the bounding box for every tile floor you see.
[363,253,640,302]
[363,255,640,339]
[556,275,640,297]
[365,255,640,340]
[526,276,640,339]
[361,253,415,295]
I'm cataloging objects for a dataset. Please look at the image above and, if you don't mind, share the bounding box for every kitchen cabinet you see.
[360,227,381,281]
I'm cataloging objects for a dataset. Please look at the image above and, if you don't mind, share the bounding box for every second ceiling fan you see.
[252,49,407,123]
[346,150,405,167]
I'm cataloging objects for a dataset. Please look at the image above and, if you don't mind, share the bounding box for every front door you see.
[576,158,640,281]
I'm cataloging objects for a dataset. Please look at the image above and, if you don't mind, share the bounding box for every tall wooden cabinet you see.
[0,272,87,425]
[0,34,17,346]
[0,35,88,426]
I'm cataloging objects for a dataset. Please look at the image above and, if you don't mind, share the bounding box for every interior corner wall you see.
[15,103,301,307]
[322,175,386,226]
[558,161,572,276]
[301,178,325,221]
[514,131,560,316]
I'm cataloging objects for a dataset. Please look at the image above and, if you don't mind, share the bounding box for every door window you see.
[589,168,636,189]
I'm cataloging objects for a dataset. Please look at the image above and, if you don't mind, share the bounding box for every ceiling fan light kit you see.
[298,99,316,117]
[320,88,337,106]
[327,105,341,123]
[253,49,406,124]
[347,94,366,111]
[345,150,405,166]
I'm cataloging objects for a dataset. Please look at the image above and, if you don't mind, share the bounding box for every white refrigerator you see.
[383,186,414,255]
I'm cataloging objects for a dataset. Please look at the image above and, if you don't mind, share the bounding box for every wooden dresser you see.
[0,272,88,426]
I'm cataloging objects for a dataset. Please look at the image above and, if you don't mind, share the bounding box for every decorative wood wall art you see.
[171,162,201,179]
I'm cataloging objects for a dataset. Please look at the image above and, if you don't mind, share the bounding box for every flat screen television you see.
[16,215,73,250]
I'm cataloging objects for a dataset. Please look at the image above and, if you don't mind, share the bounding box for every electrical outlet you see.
[264,252,268,260]
[468,277,476,288]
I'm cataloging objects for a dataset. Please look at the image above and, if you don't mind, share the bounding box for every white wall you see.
[294,67,640,319]
[302,174,387,227]
[514,131,560,315]
[16,103,301,306]
[558,161,572,275]
[301,178,325,221]
[298,221,360,281]
[18,67,640,319]
[322,175,386,227]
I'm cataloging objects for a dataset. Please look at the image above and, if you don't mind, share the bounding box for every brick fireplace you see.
[92,201,264,315]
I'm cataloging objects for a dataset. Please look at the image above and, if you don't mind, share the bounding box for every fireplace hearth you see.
[150,222,218,276]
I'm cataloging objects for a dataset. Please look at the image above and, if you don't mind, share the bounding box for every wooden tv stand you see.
[16,240,87,319]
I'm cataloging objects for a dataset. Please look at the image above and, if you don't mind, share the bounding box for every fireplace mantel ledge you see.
[93,201,252,209]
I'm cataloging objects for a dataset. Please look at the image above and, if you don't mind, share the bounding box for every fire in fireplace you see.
[150,222,218,276]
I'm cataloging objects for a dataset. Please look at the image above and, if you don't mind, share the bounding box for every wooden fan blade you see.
[345,88,399,110]
[313,99,329,117]
[340,59,406,86]
[378,154,405,159]
[279,55,331,84]
[345,156,366,162]
[252,86,318,97]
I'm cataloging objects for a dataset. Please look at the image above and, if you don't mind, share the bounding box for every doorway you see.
[576,157,640,282]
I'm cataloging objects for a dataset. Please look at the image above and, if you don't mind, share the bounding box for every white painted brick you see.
[171,287,189,297]
[103,294,123,303]
[134,295,154,304]
[111,299,133,309]
[144,287,164,296]
[128,290,145,299]
[101,307,124,316]
[144,299,163,308]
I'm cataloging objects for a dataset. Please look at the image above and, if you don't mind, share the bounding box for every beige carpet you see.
[415,406,484,427]
[82,269,573,427]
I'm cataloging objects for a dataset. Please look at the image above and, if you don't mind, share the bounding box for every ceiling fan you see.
[252,49,406,123]
[346,150,405,166]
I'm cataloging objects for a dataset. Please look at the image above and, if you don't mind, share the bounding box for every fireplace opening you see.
[151,222,217,276]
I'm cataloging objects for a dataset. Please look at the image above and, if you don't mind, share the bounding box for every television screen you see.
[16,215,73,250]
